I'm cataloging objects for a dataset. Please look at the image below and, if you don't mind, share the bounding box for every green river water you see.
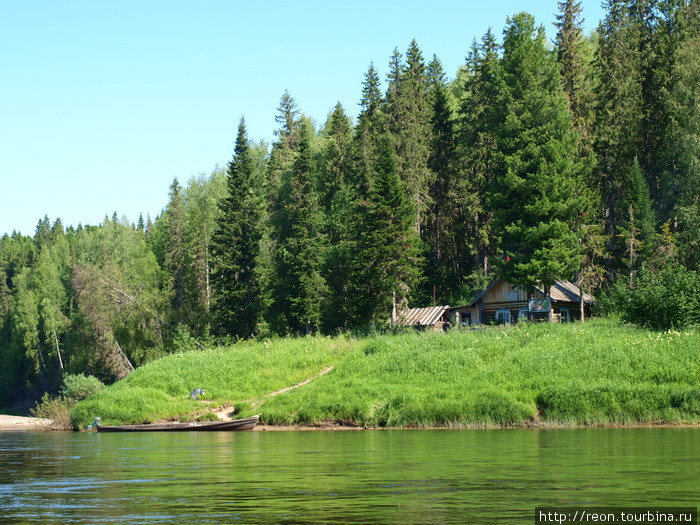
[0,428,698,524]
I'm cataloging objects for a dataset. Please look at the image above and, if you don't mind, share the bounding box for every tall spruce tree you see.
[386,40,433,236]
[594,0,645,273]
[457,29,506,285]
[318,104,355,331]
[424,55,460,302]
[163,179,187,325]
[348,134,422,326]
[555,0,598,170]
[210,119,264,339]
[492,13,587,294]
[270,121,327,334]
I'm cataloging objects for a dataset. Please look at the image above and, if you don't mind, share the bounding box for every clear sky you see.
[0,1,605,237]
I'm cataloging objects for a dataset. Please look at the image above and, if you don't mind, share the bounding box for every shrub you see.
[624,264,700,330]
[30,393,74,430]
[60,374,105,401]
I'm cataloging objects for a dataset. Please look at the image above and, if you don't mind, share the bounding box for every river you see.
[1,428,698,523]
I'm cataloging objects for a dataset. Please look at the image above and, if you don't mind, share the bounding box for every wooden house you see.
[450,279,595,326]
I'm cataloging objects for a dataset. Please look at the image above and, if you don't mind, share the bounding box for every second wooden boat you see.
[96,415,259,432]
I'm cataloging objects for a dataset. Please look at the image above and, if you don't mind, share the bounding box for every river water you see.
[1,428,698,524]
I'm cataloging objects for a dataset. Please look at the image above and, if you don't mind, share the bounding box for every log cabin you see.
[450,278,595,326]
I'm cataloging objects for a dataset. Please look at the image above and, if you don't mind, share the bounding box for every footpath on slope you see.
[211,365,345,430]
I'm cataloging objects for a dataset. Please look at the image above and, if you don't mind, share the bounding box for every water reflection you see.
[0,429,698,523]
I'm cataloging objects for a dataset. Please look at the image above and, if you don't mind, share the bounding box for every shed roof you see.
[396,305,450,327]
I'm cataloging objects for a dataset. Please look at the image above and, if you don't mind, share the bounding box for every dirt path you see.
[213,365,335,421]
[0,415,52,431]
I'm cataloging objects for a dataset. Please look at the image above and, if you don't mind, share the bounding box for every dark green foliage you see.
[211,119,265,339]
[456,30,506,290]
[617,157,656,277]
[317,104,355,331]
[270,121,327,334]
[424,56,461,302]
[492,13,587,292]
[163,179,187,324]
[386,40,433,235]
[348,135,422,326]
[594,0,645,259]
[623,264,700,329]
[7,3,700,410]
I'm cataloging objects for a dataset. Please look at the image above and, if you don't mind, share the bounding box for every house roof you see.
[396,305,450,327]
[463,279,595,307]
[543,280,596,304]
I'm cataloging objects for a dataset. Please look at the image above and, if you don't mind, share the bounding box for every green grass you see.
[72,319,700,429]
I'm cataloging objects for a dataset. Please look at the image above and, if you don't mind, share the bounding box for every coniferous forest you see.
[3,1,700,409]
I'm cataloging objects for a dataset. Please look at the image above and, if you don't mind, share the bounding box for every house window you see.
[506,290,519,302]
[559,307,571,323]
[495,309,511,325]
[518,308,529,322]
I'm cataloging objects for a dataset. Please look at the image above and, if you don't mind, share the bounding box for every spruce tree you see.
[457,29,507,285]
[163,179,187,325]
[318,104,355,331]
[210,119,264,339]
[270,121,327,334]
[493,13,587,293]
[348,134,422,326]
[555,0,596,155]
[386,40,433,235]
[424,55,460,302]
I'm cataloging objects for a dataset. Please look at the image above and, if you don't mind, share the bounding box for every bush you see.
[624,264,700,330]
[60,374,105,401]
[30,393,74,430]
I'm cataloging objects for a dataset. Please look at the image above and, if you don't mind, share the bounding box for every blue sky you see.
[0,1,605,237]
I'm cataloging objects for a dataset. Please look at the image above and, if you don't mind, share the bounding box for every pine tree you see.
[270,121,327,334]
[211,119,265,339]
[493,13,587,294]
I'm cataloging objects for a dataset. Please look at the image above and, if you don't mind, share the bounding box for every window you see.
[518,308,529,322]
[559,307,571,323]
[506,290,519,302]
[495,309,511,325]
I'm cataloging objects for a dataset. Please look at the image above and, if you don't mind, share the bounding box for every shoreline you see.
[3,414,699,432]
[252,420,700,431]
[0,414,53,431]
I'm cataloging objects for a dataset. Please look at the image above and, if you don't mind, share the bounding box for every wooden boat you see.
[96,415,259,433]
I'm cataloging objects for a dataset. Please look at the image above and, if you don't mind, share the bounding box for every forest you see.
[2,0,700,410]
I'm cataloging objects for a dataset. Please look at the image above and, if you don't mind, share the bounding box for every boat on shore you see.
[96,415,259,433]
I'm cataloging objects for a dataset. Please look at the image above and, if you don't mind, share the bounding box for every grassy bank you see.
[72,319,700,429]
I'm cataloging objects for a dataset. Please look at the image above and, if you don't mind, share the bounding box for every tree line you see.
[2,0,700,408]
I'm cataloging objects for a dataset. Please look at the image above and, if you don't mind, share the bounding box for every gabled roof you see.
[543,280,596,304]
[466,279,504,307]
[463,278,595,307]
[396,305,450,327]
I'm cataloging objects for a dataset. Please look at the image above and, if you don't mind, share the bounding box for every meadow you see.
[71,319,700,429]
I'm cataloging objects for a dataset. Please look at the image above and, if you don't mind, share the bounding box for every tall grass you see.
[72,319,700,428]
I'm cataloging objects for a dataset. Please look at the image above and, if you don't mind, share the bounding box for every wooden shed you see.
[395,305,451,331]
[450,279,595,326]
